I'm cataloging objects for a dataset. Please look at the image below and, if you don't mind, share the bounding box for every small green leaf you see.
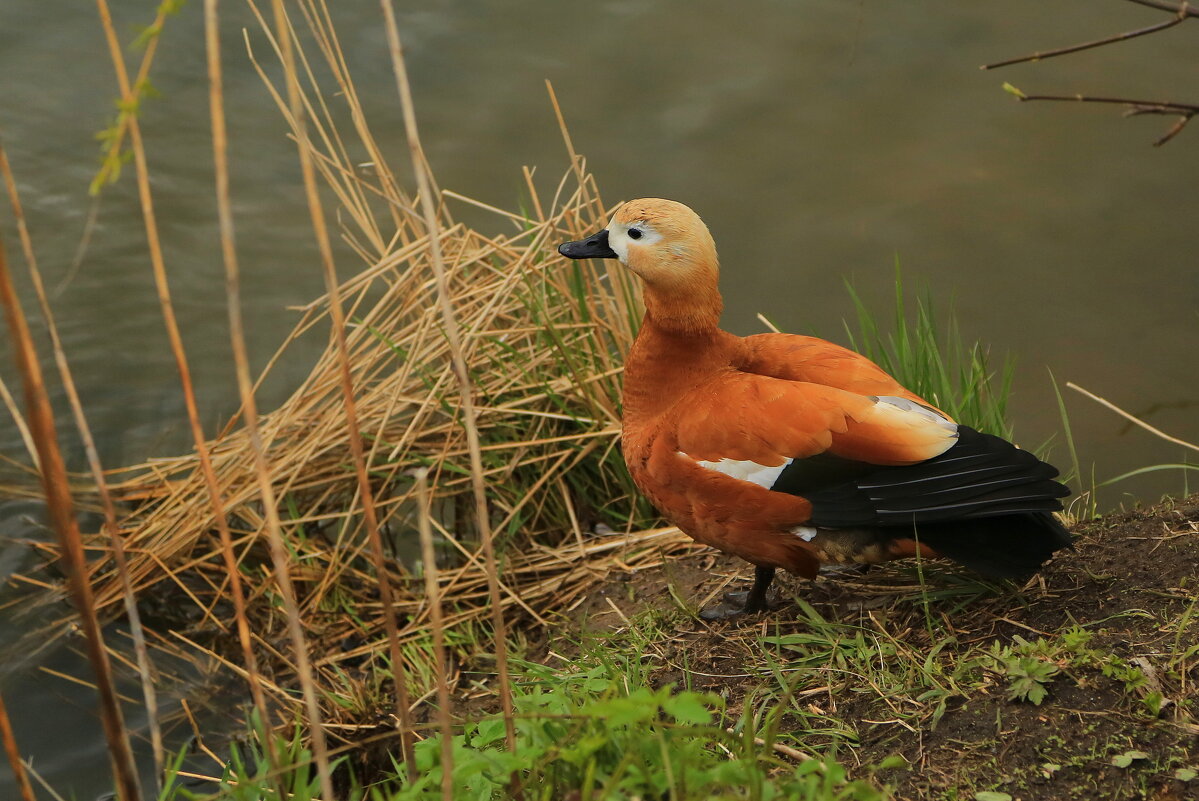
[877,755,909,771]
[1175,768,1197,782]
[974,792,1013,801]
[1002,82,1027,99]
[473,717,507,746]
[1112,750,1149,768]
[662,692,712,725]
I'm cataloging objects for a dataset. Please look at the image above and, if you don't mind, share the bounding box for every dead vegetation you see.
[3,0,708,771]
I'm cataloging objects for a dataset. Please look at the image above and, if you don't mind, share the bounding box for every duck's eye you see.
[627,228,643,240]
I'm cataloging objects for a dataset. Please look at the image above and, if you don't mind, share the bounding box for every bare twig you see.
[1124,0,1199,17]
[1003,85,1199,146]
[987,1,1198,145]
[982,8,1188,70]
[723,726,816,764]
[1153,115,1194,145]
[1067,382,1199,454]
[1008,92,1199,115]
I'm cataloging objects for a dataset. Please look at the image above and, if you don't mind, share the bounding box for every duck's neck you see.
[641,281,723,336]
[622,308,738,427]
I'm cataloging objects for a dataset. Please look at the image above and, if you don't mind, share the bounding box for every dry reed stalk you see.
[0,236,141,799]
[0,136,164,787]
[379,0,517,754]
[0,375,38,470]
[263,0,417,778]
[98,0,302,783]
[416,469,455,799]
[201,0,289,788]
[203,1,340,793]
[0,690,36,801]
[1067,382,1199,454]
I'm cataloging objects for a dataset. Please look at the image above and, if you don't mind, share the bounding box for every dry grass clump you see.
[11,0,700,748]
[89,163,686,632]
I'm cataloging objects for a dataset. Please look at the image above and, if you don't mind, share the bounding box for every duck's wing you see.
[669,373,1066,528]
[739,333,930,404]
[672,374,954,471]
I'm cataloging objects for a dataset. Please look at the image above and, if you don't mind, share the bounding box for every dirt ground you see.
[543,496,1199,801]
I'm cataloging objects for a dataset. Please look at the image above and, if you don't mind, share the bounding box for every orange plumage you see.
[559,199,1071,617]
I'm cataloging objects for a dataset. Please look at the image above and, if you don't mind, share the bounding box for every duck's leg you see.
[743,566,776,612]
[699,566,776,620]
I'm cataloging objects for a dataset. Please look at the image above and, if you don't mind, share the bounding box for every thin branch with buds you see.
[1003,84,1199,146]
[986,1,1198,145]
[981,9,1188,71]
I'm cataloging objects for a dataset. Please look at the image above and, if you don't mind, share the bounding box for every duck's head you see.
[558,198,722,332]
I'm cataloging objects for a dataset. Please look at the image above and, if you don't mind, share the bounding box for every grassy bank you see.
[147,496,1197,800]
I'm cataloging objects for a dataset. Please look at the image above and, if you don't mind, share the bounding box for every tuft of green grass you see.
[843,265,1014,439]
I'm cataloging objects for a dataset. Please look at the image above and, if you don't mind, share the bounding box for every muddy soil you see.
[547,496,1199,801]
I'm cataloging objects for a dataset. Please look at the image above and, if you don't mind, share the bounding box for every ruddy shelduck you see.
[559,198,1071,619]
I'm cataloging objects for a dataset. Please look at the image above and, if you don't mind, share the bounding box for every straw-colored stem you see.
[0,690,37,801]
[259,1,341,794]
[416,470,455,799]
[379,0,517,754]
[0,374,37,470]
[1067,382,1199,454]
[0,237,141,799]
[0,136,164,788]
[20,0,644,759]
[258,0,417,776]
[201,0,287,786]
[96,0,289,781]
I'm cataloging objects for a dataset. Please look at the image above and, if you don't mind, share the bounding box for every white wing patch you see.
[791,526,817,542]
[871,395,957,433]
[681,453,794,489]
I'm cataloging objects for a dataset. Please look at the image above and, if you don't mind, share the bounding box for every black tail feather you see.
[904,512,1074,579]
[801,426,1073,577]
[806,426,1070,528]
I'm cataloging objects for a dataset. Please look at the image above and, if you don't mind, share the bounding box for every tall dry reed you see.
[0,230,141,799]
[0,691,36,801]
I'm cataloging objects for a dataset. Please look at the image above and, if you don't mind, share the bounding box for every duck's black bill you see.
[558,230,617,259]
